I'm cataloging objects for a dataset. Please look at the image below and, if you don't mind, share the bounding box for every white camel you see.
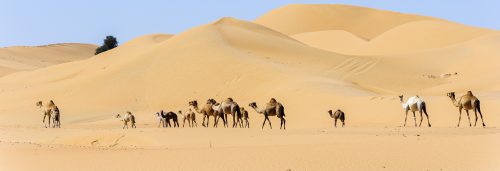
[399,95,431,127]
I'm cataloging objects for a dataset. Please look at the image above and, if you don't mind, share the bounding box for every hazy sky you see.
[1,0,499,47]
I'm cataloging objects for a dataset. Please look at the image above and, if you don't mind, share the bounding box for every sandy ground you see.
[1,127,499,171]
[1,4,499,171]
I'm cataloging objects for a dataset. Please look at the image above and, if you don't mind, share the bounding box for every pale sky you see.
[1,0,499,47]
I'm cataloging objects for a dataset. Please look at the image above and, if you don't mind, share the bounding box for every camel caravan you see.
[36,91,488,129]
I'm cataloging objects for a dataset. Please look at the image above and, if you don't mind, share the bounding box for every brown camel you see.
[447,91,486,127]
[328,109,345,128]
[36,100,57,128]
[189,99,223,127]
[248,98,286,130]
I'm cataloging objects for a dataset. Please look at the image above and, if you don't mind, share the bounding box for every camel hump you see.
[467,91,473,96]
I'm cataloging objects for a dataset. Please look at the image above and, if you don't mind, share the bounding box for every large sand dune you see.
[0,43,97,76]
[1,4,499,171]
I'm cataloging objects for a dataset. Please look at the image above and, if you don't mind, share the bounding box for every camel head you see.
[249,102,257,108]
[115,114,121,118]
[467,91,473,96]
[398,95,403,102]
[189,100,198,107]
[36,101,43,107]
[226,97,234,102]
[328,110,333,117]
[207,99,217,105]
[178,110,182,114]
[447,92,456,99]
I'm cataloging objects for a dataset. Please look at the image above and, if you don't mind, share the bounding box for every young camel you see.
[156,111,167,128]
[36,100,57,128]
[248,98,286,130]
[240,107,249,128]
[327,109,345,128]
[189,99,223,128]
[52,106,61,128]
[447,91,486,127]
[179,109,197,127]
[116,111,136,129]
[399,95,431,127]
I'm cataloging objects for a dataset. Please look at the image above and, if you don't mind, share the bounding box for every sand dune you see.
[1,4,499,171]
[255,4,437,40]
[291,30,368,54]
[0,43,97,76]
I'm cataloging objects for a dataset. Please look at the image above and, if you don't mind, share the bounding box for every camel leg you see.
[474,110,478,127]
[403,110,409,127]
[412,111,417,127]
[206,115,210,128]
[261,117,266,129]
[232,114,236,128]
[419,111,423,127]
[334,118,338,128]
[201,115,207,127]
[457,109,463,127]
[282,117,286,130]
[42,114,47,128]
[477,107,486,127]
[465,110,472,127]
[48,115,51,128]
[267,117,272,129]
[423,110,431,127]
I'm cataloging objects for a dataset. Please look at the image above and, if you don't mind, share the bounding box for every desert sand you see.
[0,43,97,76]
[0,4,499,171]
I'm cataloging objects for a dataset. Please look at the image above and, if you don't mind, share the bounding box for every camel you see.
[179,109,197,127]
[52,106,61,128]
[248,98,286,130]
[211,101,226,127]
[36,100,57,128]
[240,107,249,128]
[220,98,242,128]
[399,95,431,127]
[189,99,223,128]
[328,109,345,128]
[447,91,486,127]
[156,111,167,128]
[116,111,136,129]
[164,111,179,128]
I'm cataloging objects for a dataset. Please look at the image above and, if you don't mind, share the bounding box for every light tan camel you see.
[447,91,486,127]
[248,98,286,129]
[189,99,223,127]
[399,95,431,127]
[116,111,136,129]
[36,100,57,128]
[328,109,345,128]
[220,98,242,128]
[179,109,197,127]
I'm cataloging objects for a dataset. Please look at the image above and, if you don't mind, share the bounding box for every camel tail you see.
[278,104,285,117]
[475,100,482,114]
[131,115,136,124]
[421,102,428,114]
[235,105,241,118]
